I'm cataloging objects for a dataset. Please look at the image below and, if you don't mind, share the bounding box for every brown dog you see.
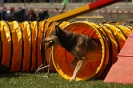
[43,25,102,81]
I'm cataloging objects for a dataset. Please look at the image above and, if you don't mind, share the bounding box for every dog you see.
[43,25,102,81]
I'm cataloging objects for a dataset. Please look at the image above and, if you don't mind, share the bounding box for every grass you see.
[0,73,133,88]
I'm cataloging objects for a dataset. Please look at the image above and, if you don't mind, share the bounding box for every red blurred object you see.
[104,30,133,84]
[10,7,14,11]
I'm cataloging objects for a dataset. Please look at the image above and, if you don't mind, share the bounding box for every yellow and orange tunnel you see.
[0,20,132,81]
[0,0,122,74]
[51,21,132,81]
[0,20,69,73]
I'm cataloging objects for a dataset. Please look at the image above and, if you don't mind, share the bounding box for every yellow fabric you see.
[0,21,11,68]
[104,24,126,50]
[8,21,22,72]
[20,21,31,72]
[30,21,38,71]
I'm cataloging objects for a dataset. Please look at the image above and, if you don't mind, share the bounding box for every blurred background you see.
[0,0,133,22]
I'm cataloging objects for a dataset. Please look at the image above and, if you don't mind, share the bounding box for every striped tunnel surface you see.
[0,20,69,73]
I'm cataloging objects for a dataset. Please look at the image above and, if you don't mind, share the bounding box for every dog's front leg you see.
[70,57,86,81]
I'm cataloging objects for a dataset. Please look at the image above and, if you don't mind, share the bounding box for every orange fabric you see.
[30,21,38,71]
[37,21,43,68]
[20,21,31,72]
[8,21,22,72]
[1,21,11,69]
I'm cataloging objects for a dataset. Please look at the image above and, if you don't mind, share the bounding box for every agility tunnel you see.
[0,20,132,81]
[0,0,122,73]
[50,21,132,81]
[0,20,69,73]
[1,0,131,82]
[0,20,44,72]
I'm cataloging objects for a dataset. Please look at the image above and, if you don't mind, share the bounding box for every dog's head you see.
[43,25,63,48]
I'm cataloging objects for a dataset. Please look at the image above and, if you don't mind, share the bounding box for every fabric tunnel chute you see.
[0,20,69,73]
[0,21,132,81]
[51,21,132,81]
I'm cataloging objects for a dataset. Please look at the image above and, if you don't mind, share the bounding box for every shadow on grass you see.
[0,64,9,73]
[0,73,22,78]
[0,64,22,78]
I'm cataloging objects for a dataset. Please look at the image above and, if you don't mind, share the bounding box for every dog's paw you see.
[69,78,75,82]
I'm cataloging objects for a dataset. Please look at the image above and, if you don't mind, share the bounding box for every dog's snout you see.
[43,38,53,42]
[42,37,55,48]
[47,40,55,48]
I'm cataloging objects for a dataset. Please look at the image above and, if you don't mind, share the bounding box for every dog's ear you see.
[55,25,61,30]
[55,25,62,34]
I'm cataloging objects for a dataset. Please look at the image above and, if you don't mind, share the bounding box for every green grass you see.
[0,73,133,88]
